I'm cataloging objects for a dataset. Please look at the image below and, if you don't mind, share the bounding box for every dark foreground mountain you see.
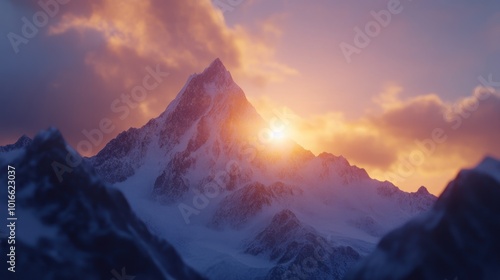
[345,157,500,280]
[0,128,205,280]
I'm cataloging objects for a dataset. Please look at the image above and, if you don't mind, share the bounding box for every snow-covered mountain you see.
[345,157,500,280]
[87,58,437,279]
[0,128,205,280]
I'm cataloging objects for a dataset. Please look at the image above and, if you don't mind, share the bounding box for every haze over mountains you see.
[1,59,499,279]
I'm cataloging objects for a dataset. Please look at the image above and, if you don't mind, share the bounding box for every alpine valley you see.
[1,59,442,279]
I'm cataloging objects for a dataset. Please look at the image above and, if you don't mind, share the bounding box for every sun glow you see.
[269,127,286,141]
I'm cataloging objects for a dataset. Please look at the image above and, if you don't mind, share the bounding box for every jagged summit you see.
[16,134,32,144]
[157,58,238,120]
[203,57,228,75]
[0,134,32,153]
[193,57,237,96]
[157,57,248,123]
[31,127,64,148]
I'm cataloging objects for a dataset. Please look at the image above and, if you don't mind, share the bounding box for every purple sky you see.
[1,0,499,194]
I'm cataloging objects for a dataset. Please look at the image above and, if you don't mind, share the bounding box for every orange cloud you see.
[252,86,500,195]
[49,0,296,88]
[7,0,296,155]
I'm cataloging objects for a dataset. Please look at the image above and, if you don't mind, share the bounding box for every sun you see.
[259,121,289,144]
[270,127,286,141]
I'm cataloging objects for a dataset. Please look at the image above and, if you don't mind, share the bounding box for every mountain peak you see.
[0,134,32,153]
[155,58,244,127]
[16,134,32,144]
[205,57,226,73]
[32,127,65,149]
[416,186,430,195]
[156,57,253,132]
[196,58,233,87]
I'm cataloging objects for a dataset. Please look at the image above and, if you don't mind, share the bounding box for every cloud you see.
[374,86,500,157]
[0,0,295,154]
[368,86,500,193]
[252,85,500,195]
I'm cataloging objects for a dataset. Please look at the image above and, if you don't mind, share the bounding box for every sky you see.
[1,0,500,195]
